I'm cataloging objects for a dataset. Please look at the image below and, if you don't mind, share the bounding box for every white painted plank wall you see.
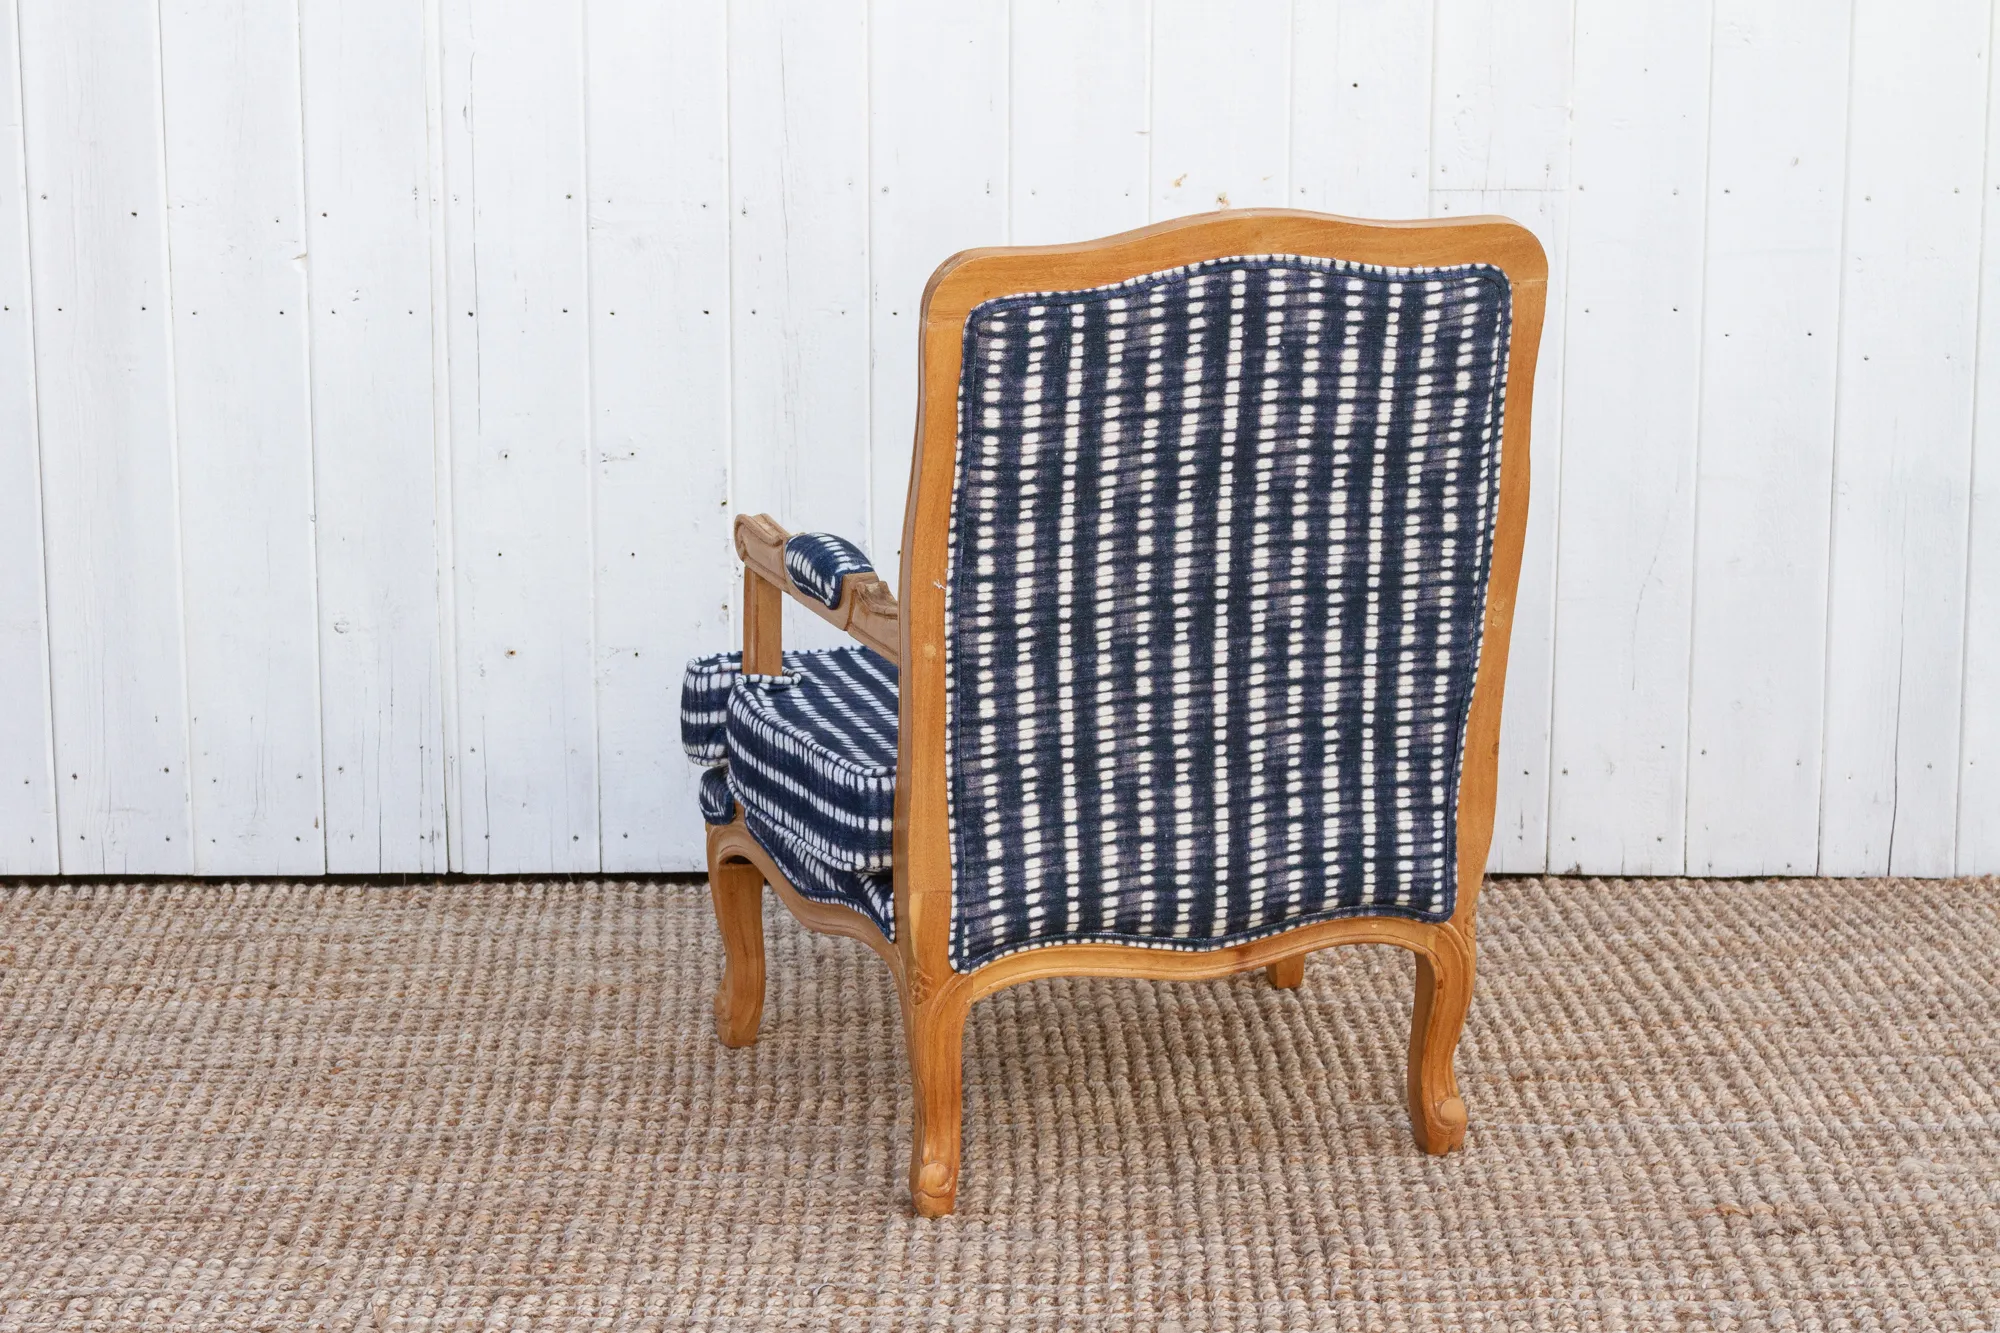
[1819,0,1988,875]
[869,1,1008,569]
[727,1,872,657]
[2,1,1996,877]
[158,0,325,873]
[1963,0,2000,875]
[300,0,449,873]
[1009,0,1149,247]
[1547,0,1712,876]
[586,0,733,871]
[1153,0,1289,218]
[1293,0,1432,218]
[1683,0,1850,875]
[440,0,599,873]
[0,0,55,872]
[19,0,193,872]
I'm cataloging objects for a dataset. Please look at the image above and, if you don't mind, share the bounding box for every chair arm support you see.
[734,513,901,664]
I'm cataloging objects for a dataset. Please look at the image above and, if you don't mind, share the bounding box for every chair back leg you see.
[1407,937,1474,1154]
[709,855,767,1048]
[903,987,971,1217]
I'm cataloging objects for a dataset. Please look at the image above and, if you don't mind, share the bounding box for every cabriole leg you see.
[709,855,766,1048]
[1407,941,1473,1153]
[904,990,969,1218]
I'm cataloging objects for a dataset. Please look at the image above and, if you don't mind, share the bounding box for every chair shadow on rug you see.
[681,208,1547,1216]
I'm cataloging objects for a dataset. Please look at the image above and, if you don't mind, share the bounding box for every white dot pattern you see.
[679,647,869,765]
[723,648,899,873]
[943,255,1511,970]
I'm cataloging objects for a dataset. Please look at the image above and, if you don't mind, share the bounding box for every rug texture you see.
[0,877,1994,1330]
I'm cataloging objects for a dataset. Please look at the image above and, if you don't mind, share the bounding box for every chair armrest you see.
[735,513,901,664]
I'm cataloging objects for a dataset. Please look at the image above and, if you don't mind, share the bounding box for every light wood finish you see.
[735,513,901,662]
[1266,956,1307,990]
[707,854,765,1048]
[706,208,1546,1216]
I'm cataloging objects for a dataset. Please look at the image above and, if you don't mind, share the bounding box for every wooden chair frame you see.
[707,208,1547,1217]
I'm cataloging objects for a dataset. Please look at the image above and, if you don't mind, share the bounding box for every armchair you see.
[685,208,1546,1216]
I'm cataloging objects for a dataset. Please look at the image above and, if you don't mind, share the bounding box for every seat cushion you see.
[724,646,898,872]
[697,764,735,825]
[744,807,895,939]
[681,647,872,764]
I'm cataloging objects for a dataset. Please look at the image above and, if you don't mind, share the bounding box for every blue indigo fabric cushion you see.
[697,764,735,825]
[744,807,895,939]
[681,651,745,764]
[724,646,899,872]
[681,647,872,764]
[943,255,1512,969]
[785,532,875,609]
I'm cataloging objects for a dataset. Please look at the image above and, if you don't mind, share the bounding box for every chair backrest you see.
[898,212,1545,975]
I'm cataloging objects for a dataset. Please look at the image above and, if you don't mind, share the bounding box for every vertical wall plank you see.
[1152,0,1290,219]
[1435,188,1568,874]
[1291,0,1433,217]
[299,0,448,873]
[869,2,1008,568]
[1820,0,1988,875]
[1682,0,1851,875]
[1545,0,1712,875]
[18,0,192,871]
[0,0,56,871]
[587,0,730,872]
[728,0,871,652]
[439,0,598,873]
[1430,0,1570,195]
[1430,0,1574,874]
[1961,0,2000,877]
[1009,0,1149,247]
[157,0,323,874]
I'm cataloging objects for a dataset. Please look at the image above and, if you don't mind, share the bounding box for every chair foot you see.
[1266,955,1307,989]
[904,991,969,1218]
[1407,943,1474,1154]
[710,857,766,1048]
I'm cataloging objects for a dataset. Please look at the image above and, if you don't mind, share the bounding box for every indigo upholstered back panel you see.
[943,256,1512,969]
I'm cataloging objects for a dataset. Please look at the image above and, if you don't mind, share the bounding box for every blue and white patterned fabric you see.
[698,764,735,826]
[724,647,899,871]
[943,255,1511,969]
[744,808,896,939]
[681,651,747,764]
[681,645,900,933]
[682,647,865,764]
[785,532,875,609]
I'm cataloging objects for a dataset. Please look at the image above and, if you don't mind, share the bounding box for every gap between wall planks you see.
[0,0,1994,876]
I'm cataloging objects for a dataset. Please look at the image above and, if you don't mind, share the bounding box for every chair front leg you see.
[1266,955,1307,989]
[709,854,766,1048]
[903,987,970,1218]
[1407,938,1473,1154]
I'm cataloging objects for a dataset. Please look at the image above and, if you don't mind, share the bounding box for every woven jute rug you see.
[0,877,1995,1330]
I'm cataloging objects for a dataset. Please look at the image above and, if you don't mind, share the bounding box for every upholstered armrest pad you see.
[784,532,874,609]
